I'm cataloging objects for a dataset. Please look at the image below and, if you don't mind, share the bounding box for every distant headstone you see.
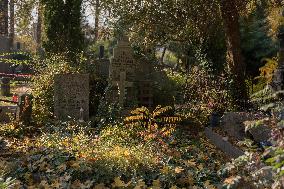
[54,74,89,121]
[1,77,10,96]
[95,59,110,78]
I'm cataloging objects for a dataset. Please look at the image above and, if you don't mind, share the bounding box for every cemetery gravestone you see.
[54,74,89,121]
[108,36,138,108]
[1,77,10,96]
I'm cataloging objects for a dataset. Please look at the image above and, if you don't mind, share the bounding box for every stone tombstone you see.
[54,74,89,121]
[108,36,138,107]
[95,59,110,78]
[1,77,10,96]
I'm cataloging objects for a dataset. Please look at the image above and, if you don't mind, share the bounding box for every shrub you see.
[177,67,231,125]
[32,54,82,123]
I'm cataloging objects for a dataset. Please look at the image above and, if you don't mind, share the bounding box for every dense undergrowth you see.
[0,107,227,189]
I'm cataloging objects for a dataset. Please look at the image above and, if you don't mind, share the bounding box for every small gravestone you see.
[244,120,271,143]
[54,74,89,121]
[1,77,10,96]
[95,59,110,78]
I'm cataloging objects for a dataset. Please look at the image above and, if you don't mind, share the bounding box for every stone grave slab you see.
[205,127,244,159]
[54,74,89,121]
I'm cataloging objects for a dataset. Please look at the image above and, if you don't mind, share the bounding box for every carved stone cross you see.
[112,71,133,107]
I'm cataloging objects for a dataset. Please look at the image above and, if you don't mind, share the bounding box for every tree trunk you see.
[9,0,14,49]
[94,0,100,42]
[220,0,248,109]
[36,4,43,51]
[0,0,9,36]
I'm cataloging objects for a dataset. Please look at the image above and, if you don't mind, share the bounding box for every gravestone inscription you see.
[54,74,89,121]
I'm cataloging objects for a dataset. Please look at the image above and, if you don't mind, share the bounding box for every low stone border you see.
[205,127,244,159]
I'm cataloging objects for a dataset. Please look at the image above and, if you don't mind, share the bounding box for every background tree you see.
[42,0,84,60]
[0,0,9,36]
[9,0,15,48]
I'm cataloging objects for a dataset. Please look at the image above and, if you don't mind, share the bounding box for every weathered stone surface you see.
[220,112,265,140]
[244,120,271,142]
[108,36,138,108]
[250,126,271,142]
[95,59,110,78]
[54,74,89,121]
[106,36,154,109]
[205,127,244,158]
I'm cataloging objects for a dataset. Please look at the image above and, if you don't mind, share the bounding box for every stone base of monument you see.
[205,127,244,159]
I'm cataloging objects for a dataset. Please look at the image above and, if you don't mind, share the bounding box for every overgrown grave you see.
[205,111,274,159]
[105,35,154,112]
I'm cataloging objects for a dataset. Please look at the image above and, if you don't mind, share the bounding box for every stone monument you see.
[107,36,138,108]
[54,74,89,121]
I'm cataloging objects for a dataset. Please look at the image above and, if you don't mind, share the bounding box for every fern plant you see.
[0,171,15,189]
[124,106,181,139]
